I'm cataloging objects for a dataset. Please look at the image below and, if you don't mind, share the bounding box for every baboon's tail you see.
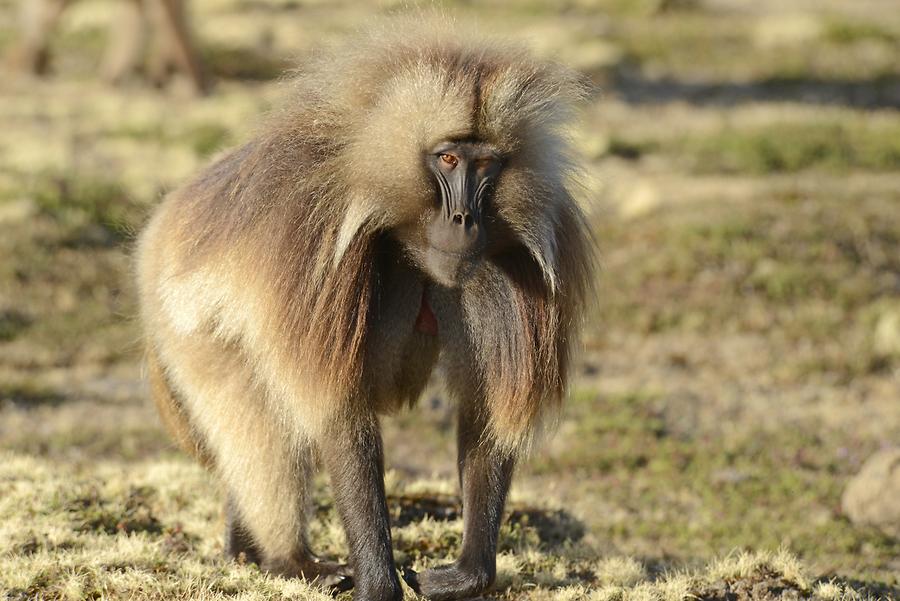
[147,348,214,468]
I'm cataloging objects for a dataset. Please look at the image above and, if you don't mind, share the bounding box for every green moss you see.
[607,137,657,160]
[103,123,167,143]
[0,381,64,407]
[598,192,900,360]
[679,123,900,174]
[103,121,231,158]
[30,170,142,243]
[183,122,232,158]
[610,11,900,81]
[608,120,900,175]
[202,42,288,81]
[0,309,31,342]
[612,16,752,72]
[823,19,899,45]
[601,0,701,16]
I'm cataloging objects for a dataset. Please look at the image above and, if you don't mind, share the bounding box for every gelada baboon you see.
[137,18,593,601]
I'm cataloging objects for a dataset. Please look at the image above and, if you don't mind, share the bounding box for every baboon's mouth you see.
[414,290,438,336]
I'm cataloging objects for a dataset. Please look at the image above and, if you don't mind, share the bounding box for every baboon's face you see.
[412,140,503,287]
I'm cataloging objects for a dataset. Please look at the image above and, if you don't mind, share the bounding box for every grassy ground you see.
[0,0,898,599]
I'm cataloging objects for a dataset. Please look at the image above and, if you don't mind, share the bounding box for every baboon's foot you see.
[262,555,354,592]
[224,522,261,566]
[403,561,494,601]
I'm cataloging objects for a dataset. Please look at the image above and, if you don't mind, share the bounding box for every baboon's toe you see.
[305,558,353,592]
[316,569,354,593]
[262,556,353,592]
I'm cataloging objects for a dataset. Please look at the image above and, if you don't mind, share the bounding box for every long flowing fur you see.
[140,17,593,449]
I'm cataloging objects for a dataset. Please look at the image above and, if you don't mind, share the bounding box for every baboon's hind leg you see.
[221,444,353,591]
[147,348,212,466]
[239,442,352,589]
[224,490,351,590]
[225,495,261,566]
[163,339,352,588]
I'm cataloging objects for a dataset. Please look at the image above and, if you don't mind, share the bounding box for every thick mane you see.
[169,115,376,408]
[169,18,594,437]
[471,197,594,452]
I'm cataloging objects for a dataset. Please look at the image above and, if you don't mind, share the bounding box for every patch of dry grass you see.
[0,452,874,601]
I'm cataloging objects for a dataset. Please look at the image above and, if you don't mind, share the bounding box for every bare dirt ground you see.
[0,0,898,599]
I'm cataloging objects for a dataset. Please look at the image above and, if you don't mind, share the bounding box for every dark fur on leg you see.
[406,405,514,600]
[320,413,402,601]
[224,495,262,566]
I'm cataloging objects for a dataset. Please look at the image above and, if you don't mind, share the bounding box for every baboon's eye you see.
[474,158,494,170]
[440,153,459,168]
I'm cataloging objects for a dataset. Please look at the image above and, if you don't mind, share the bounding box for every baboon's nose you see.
[451,212,475,229]
[431,209,481,256]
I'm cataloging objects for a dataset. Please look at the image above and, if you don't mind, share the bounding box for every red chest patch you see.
[414,291,438,336]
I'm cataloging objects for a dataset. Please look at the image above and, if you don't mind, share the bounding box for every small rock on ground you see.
[841,447,900,538]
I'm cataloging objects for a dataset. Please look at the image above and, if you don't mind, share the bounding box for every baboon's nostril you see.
[464,214,474,228]
[452,213,464,225]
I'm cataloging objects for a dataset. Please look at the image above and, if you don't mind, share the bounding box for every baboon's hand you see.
[404,561,494,601]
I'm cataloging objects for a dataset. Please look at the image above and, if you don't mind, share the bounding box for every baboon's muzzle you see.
[424,144,498,286]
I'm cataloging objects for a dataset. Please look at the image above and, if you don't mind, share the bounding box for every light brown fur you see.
[137,17,593,600]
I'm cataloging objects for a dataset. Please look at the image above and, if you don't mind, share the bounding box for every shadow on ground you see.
[608,66,900,109]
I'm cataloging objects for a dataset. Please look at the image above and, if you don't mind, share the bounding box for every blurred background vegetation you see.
[0,0,898,599]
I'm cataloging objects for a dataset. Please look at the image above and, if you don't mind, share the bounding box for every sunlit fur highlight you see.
[138,18,593,454]
[137,19,594,569]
